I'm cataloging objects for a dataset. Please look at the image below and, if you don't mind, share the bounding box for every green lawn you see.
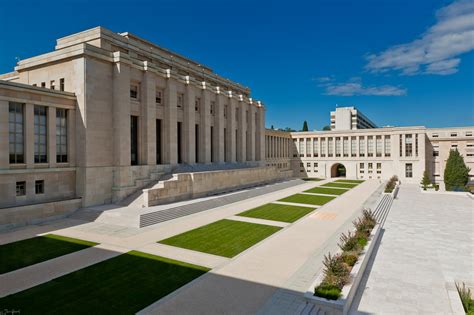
[334,179,364,184]
[159,219,282,258]
[304,187,348,195]
[237,203,316,223]
[0,234,98,274]
[278,194,336,205]
[322,182,359,189]
[301,178,323,181]
[0,251,209,314]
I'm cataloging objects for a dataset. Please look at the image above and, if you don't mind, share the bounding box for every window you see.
[466,132,473,137]
[299,140,304,157]
[335,137,341,157]
[195,98,200,112]
[343,137,348,157]
[432,133,439,138]
[35,180,44,194]
[131,116,138,165]
[433,145,439,157]
[415,134,418,157]
[328,138,333,157]
[376,163,381,174]
[307,162,311,168]
[224,105,228,118]
[34,106,48,163]
[50,80,55,90]
[450,133,457,137]
[367,136,374,157]
[451,144,458,151]
[405,134,413,157]
[314,163,318,167]
[293,139,298,157]
[130,85,138,99]
[360,162,364,173]
[177,93,184,108]
[59,78,65,91]
[313,139,319,157]
[405,163,413,178]
[399,135,403,157]
[359,137,365,157]
[368,162,373,174]
[321,138,326,157]
[156,90,163,105]
[41,82,46,88]
[9,102,24,164]
[351,137,356,157]
[306,138,311,157]
[376,136,382,157]
[56,109,68,163]
[384,136,391,157]
[210,101,215,115]
[16,181,26,196]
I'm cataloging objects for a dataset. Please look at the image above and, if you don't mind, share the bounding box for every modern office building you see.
[330,106,377,130]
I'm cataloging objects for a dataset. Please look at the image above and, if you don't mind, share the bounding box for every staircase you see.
[372,193,393,227]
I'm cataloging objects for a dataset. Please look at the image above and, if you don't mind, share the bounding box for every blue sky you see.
[1,0,473,130]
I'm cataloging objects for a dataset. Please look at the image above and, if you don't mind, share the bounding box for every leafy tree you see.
[322,125,331,131]
[420,170,431,190]
[302,120,309,131]
[444,150,470,191]
[283,127,296,132]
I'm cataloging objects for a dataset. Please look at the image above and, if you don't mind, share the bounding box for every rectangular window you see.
[210,101,215,115]
[405,134,413,157]
[59,78,65,91]
[367,136,374,157]
[16,181,26,196]
[130,85,138,99]
[451,144,458,151]
[376,163,381,174]
[368,162,373,174]
[195,98,200,112]
[360,162,364,173]
[466,132,472,137]
[56,109,68,163]
[328,138,333,157]
[415,134,418,157]
[306,138,311,157]
[432,133,439,138]
[313,138,319,157]
[224,105,228,118]
[131,116,138,165]
[450,133,457,137]
[343,137,348,157]
[177,93,184,108]
[156,119,162,164]
[299,140,304,157]
[405,163,413,178]
[35,180,44,194]
[293,139,298,157]
[321,138,326,157]
[351,137,356,157]
[34,106,48,163]
[359,137,365,157]
[384,136,391,157]
[376,136,382,157]
[9,102,24,164]
[41,82,46,88]
[50,80,55,90]
[399,135,403,157]
[335,137,341,157]
[307,162,311,168]
[156,90,163,105]
[314,163,318,168]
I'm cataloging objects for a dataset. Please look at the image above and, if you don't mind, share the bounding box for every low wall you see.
[143,166,293,206]
[0,198,82,231]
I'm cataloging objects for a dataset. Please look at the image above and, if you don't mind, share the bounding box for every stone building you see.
[0,27,269,226]
[330,106,377,130]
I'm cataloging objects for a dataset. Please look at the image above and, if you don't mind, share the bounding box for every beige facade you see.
[330,106,377,130]
[0,27,266,216]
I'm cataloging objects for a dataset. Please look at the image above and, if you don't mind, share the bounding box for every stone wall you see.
[0,198,82,231]
[143,166,292,206]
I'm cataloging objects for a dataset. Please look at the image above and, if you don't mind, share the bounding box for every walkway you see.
[351,184,474,314]
[141,180,382,314]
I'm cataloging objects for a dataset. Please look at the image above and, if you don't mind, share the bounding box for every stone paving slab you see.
[351,184,474,314]
[226,215,290,227]
[0,243,128,298]
[272,201,320,208]
[137,243,229,269]
[299,192,339,197]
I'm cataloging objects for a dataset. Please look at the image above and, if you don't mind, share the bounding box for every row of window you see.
[432,143,474,157]
[16,180,44,196]
[431,131,472,138]
[298,162,413,178]
[294,136,391,158]
[32,78,65,91]
[9,102,68,164]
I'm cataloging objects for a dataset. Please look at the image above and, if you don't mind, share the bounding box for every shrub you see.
[421,170,431,190]
[444,150,470,191]
[456,282,474,314]
[322,253,350,283]
[338,231,360,252]
[342,252,358,267]
[362,209,376,229]
[357,236,368,248]
[314,283,341,300]
[384,175,398,193]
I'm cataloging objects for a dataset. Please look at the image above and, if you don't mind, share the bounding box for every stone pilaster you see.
[183,83,196,164]
[248,105,256,161]
[25,103,34,168]
[237,99,246,162]
[48,106,56,168]
[226,94,236,163]
[0,100,9,168]
[214,93,225,163]
[164,77,178,165]
[141,69,156,165]
[255,104,265,162]
[200,89,212,163]
[67,109,76,166]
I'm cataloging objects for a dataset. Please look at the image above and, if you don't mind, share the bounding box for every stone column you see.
[67,109,76,167]
[356,136,360,157]
[112,59,131,167]
[365,136,369,158]
[0,100,9,168]
[25,103,34,168]
[141,69,156,165]
[237,100,246,162]
[183,83,196,164]
[401,134,406,157]
[214,93,225,163]
[163,77,177,164]
[200,89,212,163]
[48,106,56,168]
[382,135,386,158]
[255,104,265,163]
[226,95,236,163]
[248,105,256,161]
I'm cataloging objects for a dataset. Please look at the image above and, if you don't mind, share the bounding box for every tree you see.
[322,125,331,131]
[444,149,470,191]
[420,170,431,190]
[302,120,309,131]
[283,127,296,132]
[271,125,274,130]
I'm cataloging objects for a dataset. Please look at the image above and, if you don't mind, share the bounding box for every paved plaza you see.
[352,184,474,314]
